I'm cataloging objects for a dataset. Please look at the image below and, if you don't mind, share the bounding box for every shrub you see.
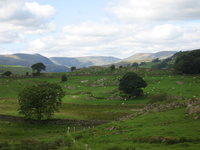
[2,71,12,77]
[70,66,76,72]
[18,82,65,120]
[110,65,115,70]
[26,72,29,76]
[61,74,67,82]
[119,72,147,98]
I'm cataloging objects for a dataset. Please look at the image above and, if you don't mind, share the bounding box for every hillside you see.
[50,56,121,68]
[0,53,69,72]
[0,68,200,149]
[0,65,32,75]
[122,51,177,63]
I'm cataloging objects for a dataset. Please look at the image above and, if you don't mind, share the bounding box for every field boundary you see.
[0,114,109,126]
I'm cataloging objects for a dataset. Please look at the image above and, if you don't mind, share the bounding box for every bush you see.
[2,71,12,77]
[61,74,67,82]
[119,72,147,98]
[70,66,76,72]
[110,65,115,70]
[18,82,65,120]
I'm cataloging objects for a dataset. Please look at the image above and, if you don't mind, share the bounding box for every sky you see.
[0,0,200,58]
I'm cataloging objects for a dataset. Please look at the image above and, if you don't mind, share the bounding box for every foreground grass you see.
[67,108,200,150]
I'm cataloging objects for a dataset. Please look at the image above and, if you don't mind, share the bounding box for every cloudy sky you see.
[0,0,200,58]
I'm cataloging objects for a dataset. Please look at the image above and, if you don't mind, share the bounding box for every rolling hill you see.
[0,51,178,72]
[0,53,69,72]
[122,51,177,63]
[50,56,121,68]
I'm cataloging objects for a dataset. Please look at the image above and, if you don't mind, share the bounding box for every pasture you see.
[0,68,200,149]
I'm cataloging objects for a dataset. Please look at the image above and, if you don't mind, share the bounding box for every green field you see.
[0,68,199,149]
[0,65,32,76]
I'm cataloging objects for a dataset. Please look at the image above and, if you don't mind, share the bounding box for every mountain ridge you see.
[122,51,177,63]
[0,51,178,72]
[50,56,121,68]
[0,53,69,72]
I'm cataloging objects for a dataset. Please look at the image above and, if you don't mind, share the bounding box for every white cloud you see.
[2,0,200,58]
[26,21,200,58]
[0,0,55,43]
[107,0,200,22]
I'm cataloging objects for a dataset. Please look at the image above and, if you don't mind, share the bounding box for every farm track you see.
[0,114,109,126]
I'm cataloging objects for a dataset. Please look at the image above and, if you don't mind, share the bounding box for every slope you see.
[50,56,121,68]
[0,53,69,72]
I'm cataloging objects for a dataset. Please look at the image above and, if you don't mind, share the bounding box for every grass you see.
[0,65,32,75]
[68,108,200,150]
[0,67,200,149]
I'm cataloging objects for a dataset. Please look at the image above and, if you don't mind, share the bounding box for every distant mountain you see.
[50,56,121,68]
[0,51,177,72]
[122,51,177,63]
[0,53,69,72]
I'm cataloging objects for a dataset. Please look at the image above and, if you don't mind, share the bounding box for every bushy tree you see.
[31,62,46,75]
[132,62,139,68]
[119,72,147,98]
[70,66,76,72]
[174,49,200,74]
[152,62,168,69]
[140,62,146,66]
[18,82,65,120]
[152,58,160,63]
[2,71,12,77]
[110,65,115,70]
[61,74,68,82]
[26,72,29,76]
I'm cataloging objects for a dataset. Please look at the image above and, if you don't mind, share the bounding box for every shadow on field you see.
[0,114,109,126]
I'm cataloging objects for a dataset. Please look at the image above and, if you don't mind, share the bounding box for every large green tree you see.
[18,82,65,120]
[31,62,46,75]
[119,72,147,98]
[174,49,200,74]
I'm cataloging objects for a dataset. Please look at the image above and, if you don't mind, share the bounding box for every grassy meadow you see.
[0,67,200,149]
[0,65,32,76]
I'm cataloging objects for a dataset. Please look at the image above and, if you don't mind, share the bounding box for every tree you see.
[31,62,46,75]
[132,63,139,68]
[110,64,115,70]
[174,49,200,74]
[140,62,146,66]
[119,72,147,98]
[2,71,12,77]
[18,82,65,120]
[70,66,76,72]
[152,62,168,69]
[26,72,29,76]
[152,58,160,63]
[61,74,68,82]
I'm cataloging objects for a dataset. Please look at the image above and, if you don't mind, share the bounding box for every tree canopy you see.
[174,49,200,74]
[119,72,147,98]
[70,66,76,72]
[18,82,65,120]
[31,62,46,75]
